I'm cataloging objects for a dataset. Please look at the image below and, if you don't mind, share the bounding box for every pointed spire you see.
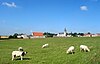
[64,28,67,32]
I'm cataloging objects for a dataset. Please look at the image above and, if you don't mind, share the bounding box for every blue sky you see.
[0,0,100,35]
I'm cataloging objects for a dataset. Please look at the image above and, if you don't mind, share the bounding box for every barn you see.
[32,32,45,38]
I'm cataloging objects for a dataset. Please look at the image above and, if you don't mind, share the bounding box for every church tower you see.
[64,28,67,37]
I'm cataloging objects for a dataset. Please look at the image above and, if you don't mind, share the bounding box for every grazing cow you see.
[80,45,90,52]
[66,46,75,54]
[42,44,49,48]
[12,51,27,60]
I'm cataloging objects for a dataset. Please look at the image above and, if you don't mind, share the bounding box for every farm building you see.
[83,34,96,37]
[83,34,92,37]
[57,32,67,37]
[83,33,100,37]
[0,36,9,39]
[95,33,100,37]
[32,32,45,38]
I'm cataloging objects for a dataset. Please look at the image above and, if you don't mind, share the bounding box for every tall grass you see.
[0,37,100,64]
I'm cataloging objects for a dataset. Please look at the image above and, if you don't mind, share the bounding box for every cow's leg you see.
[12,55,14,60]
[21,56,23,60]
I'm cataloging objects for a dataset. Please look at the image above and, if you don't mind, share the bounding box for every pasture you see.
[0,37,100,64]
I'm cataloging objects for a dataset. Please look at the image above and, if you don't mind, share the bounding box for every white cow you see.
[42,44,49,48]
[12,51,27,60]
[66,46,75,54]
[80,45,90,52]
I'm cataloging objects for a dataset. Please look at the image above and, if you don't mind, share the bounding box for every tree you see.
[13,33,18,38]
[43,32,57,37]
[72,32,78,37]
[78,33,84,36]
[68,32,72,35]
[87,32,91,34]
[68,32,78,37]
[9,35,14,38]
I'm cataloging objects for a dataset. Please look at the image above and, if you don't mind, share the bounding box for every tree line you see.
[8,32,91,39]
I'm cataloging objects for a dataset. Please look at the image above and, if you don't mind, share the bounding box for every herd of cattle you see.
[12,44,90,60]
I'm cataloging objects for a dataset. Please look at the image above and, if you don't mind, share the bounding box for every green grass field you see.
[0,37,100,64]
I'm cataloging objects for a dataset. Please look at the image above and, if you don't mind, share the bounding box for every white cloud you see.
[2,2,17,8]
[80,6,88,11]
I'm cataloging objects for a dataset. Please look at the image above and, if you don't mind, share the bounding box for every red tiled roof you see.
[33,32,43,36]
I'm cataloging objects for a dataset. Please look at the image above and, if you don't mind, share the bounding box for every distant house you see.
[83,33,97,37]
[83,34,91,37]
[0,36,9,38]
[57,32,67,37]
[32,32,45,38]
[17,34,29,39]
[94,33,100,37]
